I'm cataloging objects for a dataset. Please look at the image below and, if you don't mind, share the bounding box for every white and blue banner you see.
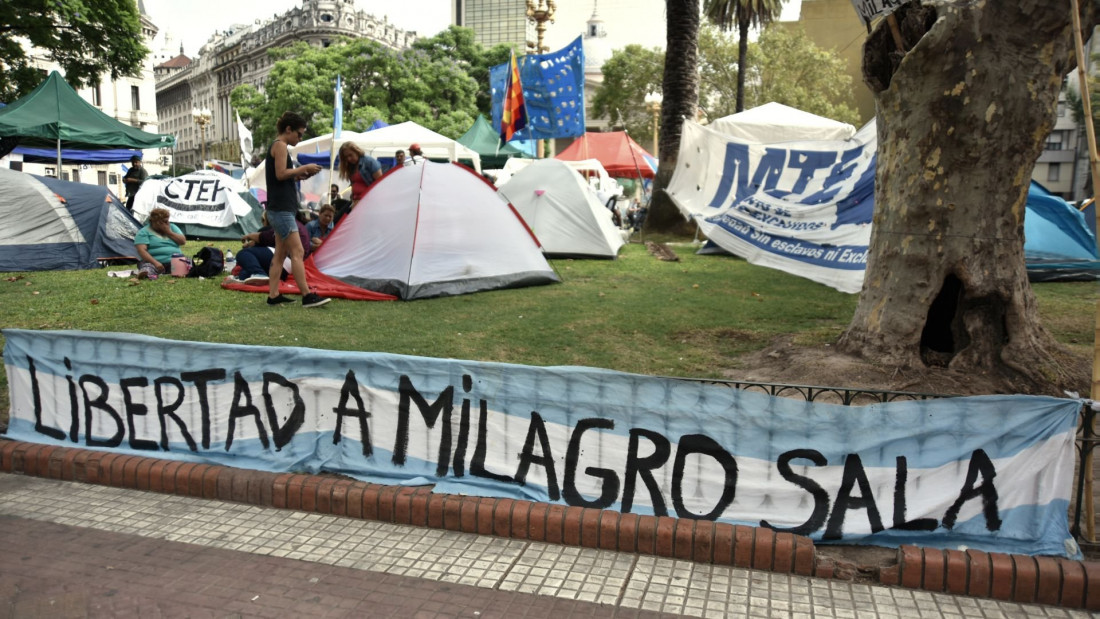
[667,120,877,293]
[2,329,1082,557]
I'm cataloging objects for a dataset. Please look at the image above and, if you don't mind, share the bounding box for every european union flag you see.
[490,36,586,141]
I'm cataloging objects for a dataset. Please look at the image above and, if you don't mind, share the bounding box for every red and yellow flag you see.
[500,49,528,143]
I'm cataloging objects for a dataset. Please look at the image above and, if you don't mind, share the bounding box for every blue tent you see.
[1025,181,1100,281]
[0,168,140,271]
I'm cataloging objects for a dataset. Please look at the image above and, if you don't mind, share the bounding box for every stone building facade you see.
[155,0,417,169]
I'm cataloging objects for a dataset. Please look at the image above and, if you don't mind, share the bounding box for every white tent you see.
[497,159,625,259]
[494,157,615,191]
[332,121,482,172]
[312,161,558,299]
[709,102,857,144]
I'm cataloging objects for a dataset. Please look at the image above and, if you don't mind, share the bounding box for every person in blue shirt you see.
[306,204,335,250]
[134,207,186,279]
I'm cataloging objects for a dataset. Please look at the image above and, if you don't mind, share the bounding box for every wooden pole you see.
[1070,0,1099,543]
[886,14,906,52]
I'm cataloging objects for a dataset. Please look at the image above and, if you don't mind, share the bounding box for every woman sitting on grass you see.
[233,212,311,286]
[134,207,186,279]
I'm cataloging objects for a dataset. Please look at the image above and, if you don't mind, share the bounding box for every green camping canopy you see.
[458,115,530,170]
[0,71,174,165]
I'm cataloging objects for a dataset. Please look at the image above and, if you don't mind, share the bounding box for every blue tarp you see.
[14,146,142,163]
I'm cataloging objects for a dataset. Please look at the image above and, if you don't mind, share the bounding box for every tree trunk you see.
[837,1,1095,391]
[735,16,749,113]
[645,0,700,235]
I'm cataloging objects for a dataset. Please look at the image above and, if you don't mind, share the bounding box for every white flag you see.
[236,111,253,162]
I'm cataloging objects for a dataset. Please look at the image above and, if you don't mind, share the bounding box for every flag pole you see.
[329,75,343,206]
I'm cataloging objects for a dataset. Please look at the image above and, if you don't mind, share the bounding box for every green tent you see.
[0,71,174,167]
[458,115,530,170]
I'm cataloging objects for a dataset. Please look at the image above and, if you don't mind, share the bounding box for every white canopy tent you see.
[333,121,482,173]
[709,102,857,144]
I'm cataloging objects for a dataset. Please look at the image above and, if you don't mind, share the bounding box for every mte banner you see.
[2,330,1081,557]
[667,121,876,293]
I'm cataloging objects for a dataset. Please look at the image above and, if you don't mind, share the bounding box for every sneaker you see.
[301,292,331,308]
[243,275,270,286]
[266,295,294,306]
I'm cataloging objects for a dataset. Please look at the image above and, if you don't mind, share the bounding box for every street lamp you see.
[644,92,662,156]
[526,0,556,53]
[192,107,212,168]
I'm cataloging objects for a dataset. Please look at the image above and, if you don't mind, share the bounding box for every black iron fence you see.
[677,376,1098,555]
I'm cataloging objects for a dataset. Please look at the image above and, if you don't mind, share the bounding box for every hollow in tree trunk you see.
[837,1,1096,392]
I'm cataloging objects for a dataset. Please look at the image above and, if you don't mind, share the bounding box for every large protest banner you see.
[2,329,1081,557]
[131,172,252,227]
[666,121,877,293]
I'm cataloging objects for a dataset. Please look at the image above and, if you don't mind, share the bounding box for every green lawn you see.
[1,242,1095,422]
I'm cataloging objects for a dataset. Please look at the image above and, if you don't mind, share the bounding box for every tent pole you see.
[56,137,61,177]
[1070,0,1098,544]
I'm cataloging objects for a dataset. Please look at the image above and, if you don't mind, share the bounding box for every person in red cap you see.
[405,143,424,166]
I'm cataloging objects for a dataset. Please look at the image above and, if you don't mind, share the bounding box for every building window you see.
[92,83,101,106]
[1048,164,1061,182]
[1058,101,1067,117]
[1044,130,1064,151]
[109,173,118,184]
[321,13,332,21]
[131,85,140,110]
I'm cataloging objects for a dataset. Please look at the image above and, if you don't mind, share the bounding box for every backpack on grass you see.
[187,246,224,278]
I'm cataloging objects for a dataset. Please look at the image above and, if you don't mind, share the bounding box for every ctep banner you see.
[1,329,1082,557]
[131,172,251,226]
[667,121,878,293]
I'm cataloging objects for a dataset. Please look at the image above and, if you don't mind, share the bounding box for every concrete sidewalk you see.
[0,473,1092,619]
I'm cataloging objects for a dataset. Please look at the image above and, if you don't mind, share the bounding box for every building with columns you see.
[155,0,418,169]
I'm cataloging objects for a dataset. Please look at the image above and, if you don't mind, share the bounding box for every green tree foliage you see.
[591,45,665,144]
[703,0,784,112]
[0,0,148,102]
[740,26,859,125]
[597,25,859,133]
[231,31,482,152]
[412,26,512,117]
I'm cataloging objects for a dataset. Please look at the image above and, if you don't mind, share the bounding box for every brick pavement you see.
[0,516,668,618]
[0,474,1092,619]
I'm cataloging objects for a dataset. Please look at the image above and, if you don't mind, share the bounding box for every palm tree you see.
[703,0,784,112]
[641,0,701,235]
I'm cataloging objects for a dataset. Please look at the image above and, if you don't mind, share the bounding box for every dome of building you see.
[583,2,612,74]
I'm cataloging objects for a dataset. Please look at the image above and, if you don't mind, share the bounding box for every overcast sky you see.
[143,0,803,58]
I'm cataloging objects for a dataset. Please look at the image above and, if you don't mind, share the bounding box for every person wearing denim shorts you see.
[264,111,330,308]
